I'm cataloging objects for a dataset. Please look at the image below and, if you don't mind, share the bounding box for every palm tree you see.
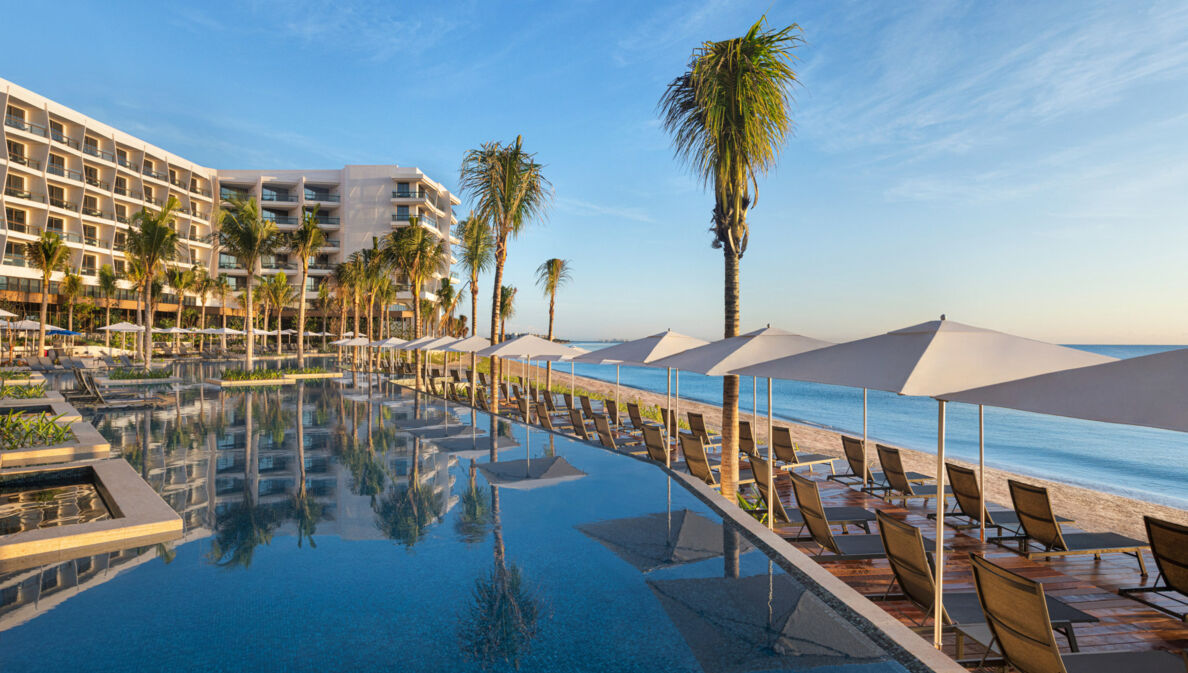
[459,137,551,412]
[59,272,85,351]
[265,272,294,354]
[456,213,494,338]
[97,263,118,352]
[436,278,458,337]
[335,256,363,339]
[211,273,232,350]
[166,265,195,352]
[24,231,72,354]
[126,195,183,367]
[535,258,572,389]
[315,279,332,349]
[498,285,516,342]
[659,17,801,499]
[218,197,280,369]
[191,266,212,351]
[289,207,326,367]
[125,255,149,358]
[385,222,446,390]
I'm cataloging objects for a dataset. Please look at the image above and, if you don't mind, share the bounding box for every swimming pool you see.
[0,366,928,672]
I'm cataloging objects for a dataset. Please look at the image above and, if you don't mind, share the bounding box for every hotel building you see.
[0,77,458,321]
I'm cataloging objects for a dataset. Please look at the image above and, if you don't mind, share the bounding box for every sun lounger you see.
[679,433,754,490]
[969,553,1185,673]
[771,426,837,474]
[827,435,930,492]
[788,471,888,560]
[593,414,644,455]
[877,444,951,507]
[641,425,672,464]
[1120,516,1188,621]
[659,406,679,439]
[876,510,1097,653]
[939,463,1071,537]
[686,412,721,448]
[605,399,622,428]
[626,402,660,434]
[748,454,874,539]
[534,401,572,433]
[567,407,594,441]
[578,394,597,420]
[1007,479,1150,574]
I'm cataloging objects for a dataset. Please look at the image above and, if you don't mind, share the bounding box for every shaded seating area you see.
[788,471,887,560]
[748,454,874,540]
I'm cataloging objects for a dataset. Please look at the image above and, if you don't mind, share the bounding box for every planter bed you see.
[204,377,295,388]
[0,397,81,423]
[0,419,111,468]
[0,460,183,572]
[0,371,47,386]
[282,372,342,381]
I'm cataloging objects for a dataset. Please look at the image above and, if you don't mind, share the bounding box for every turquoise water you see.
[0,365,915,672]
[567,343,1188,509]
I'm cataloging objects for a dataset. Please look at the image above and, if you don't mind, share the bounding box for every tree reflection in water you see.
[454,459,491,545]
[374,435,445,548]
[292,382,325,548]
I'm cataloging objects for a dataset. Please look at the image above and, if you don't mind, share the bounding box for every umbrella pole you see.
[767,377,774,531]
[615,365,620,418]
[933,399,947,648]
[753,377,757,433]
[570,361,574,400]
[675,370,680,445]
[979,404,986,542]
[862,388,869,488]
[665,367,671,467]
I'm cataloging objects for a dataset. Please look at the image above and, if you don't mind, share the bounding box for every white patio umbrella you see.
[479,335,588,407]
[534,346,589,406]
[101,322,145,332]
[370,336,407,348]
[206,327,244,335]
[649,326,833,529]
[339,336,371,347]
[447,335,492,404]
[329,337,353,346]
[733,317,1115,647]
[572,330,709,462]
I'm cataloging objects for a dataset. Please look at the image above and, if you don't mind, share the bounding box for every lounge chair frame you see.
[1120,516,1188,621]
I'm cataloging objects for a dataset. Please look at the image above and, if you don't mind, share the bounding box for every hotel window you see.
[83,195,97,211]
[5,105,25,122]
[83,224,97,245]
[49,120,63,135]
[117,148,127,163]
[144,185,154,201]
[84,165,99,185]
[114,259,126,274]
[143,159,154,172]
[48,154,65,176]
[395,182,411,197]
[82,255,97,276]
[115,204,127,221]
[169,169,177,183]
[46,216,64,234]
[115,176,127,194]
[5,207,26,233]
[5,140,24,159]
[84,136,98,150]
[6,174,26,191]
[48,185,65,207]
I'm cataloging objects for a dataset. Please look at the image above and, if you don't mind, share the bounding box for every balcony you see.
[51,130,81,150]
[144,197,163,207]
[116,214,131,224]
[47,164,83,182]
[81,266,97,277]
[314,216,340,226]
[261,261,297,271]
[84,236,100,247]
[82,207,112,220]
[114,186,143,199]
[264,216,299,225]
[85,176,111,190]
[304,192,341,202]
[3,255,28,268]
[324,239,340,248]
[3,187,45,203]
[117,156,136,170]
[4,115,47,137]
[392,213,438,228]
[142,167,167,181]
[261,192,296,203]
[6,221,34,234]
[218,260,240,270]
[308,262,335,271]
[190,185,211,197]
[220,189,251,201]
[6,153,40,170]
[83,144,116,163]
[170,177,187,189]
[49,196,77,210]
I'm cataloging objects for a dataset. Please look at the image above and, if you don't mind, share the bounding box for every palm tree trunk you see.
[245,277,255,369]
[297,263,308,368]
[489,244,506,413]
[470,279,479,338]
[719,247,741,500]
[413,280,422,391]
[104,301,111,352]
[198,296,206,351]
[221,298,228,351]
[545,290,555,390]
[176,297,184,354]
[37,274,49,355]
[275,303,282,354]
[143,284,155,368]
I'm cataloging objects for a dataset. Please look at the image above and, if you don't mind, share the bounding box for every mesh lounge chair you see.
[641,425,672,464]
[788,471,887,560]
[680,433,755,490]
[660,406,679,440]
[1120,516,1188,621]
[686,412,721,449]
[515,397,533,424]
[626,402,659,435]
[475,388,491,412]
[578,394,597,420]
[827,436,930,492]
[771,427,837,474]
[1007,479,1150,575]
[748,454,874,539]
[738,419,760,458]
[568,407,593,441]
[876,444,952,508]
[593,414,644,455]
[605,399,622,428]
[876,510,1097,651]
[940,463,1071,537]
[969,553,1186,673]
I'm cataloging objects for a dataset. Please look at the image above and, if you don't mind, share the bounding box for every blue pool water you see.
[566,343,1188,509]
[0,366,917,672]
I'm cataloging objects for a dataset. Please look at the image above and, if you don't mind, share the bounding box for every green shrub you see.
[0,371,31,381]
[0,383,48,399]
[279,367,327,375]
[0,411,75,451]
[108,368,172,380]
[222,369,286,381]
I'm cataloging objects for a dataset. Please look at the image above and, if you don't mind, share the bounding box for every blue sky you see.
[7,1,1188,343]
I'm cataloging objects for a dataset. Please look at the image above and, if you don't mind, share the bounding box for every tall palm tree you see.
[166,265,195,352]
[459,136,551,411]
[266,272,294,354]
[25,231,72,354]
[211,273,232,350]
[218,197,280,369]
[498,285,516,342]
[436,279,458,337]
[385,222,446,390]
[315,279,332,349]
[535,258,572,389]
[289,207,326,367]
[659,17,801,499]
[335,256,363,339]
[124,255,149,358]
[191,267,212,351]
[97,263,118,352]
[456,213,494,338]
[126,195,183,367]
[59,272,85,350]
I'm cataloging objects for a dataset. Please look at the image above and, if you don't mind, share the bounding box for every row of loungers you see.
[412,377,1188,669]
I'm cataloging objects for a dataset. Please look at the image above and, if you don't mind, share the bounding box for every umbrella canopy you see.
[253,329,277,336]
[329,337,352,346]
[153,326,191,334]
[647,574,887,673]
[654,326,831,375]
[477,456,587,490]
[279,329,296,335]
[418,336,459,351]
[304,331,323,337]
[370,337,408,348]
[0,308,16,318]
[577,510,752,573]
[732,318,1114,396]
[446,335,492,353]
[339,336,371,347]
[7,320,60,331]
[942,347,1188,433]
[572,329,708,366]
[535,346,589,362]
[47,329,82,336]
[397,335,442,351]
[476,334,585,359]
[205,327,244,336]
[99,322,145,333]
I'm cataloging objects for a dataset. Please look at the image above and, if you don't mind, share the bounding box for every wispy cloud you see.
[556,197,655,223]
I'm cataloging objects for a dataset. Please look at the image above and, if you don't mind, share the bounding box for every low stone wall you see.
[496,361,1186,540]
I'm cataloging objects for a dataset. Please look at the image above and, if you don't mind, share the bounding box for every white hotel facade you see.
[0,77,458,320]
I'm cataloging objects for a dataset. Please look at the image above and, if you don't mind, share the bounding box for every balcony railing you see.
[3,187,45,203]
[324,239,340,248]
[305,192,341,202]
[190,185,211,197]
[260,261,297,270]
[221,190,251,201]
[83,144,115,162]
[391,189,436,201]
[115,186,143,199]
[3,255,28,268]
[392,213,438,228]
[7,222,33,234]
[117,156,136,169]
[218,260,240,269]
[4,115,47,137]
[261,192,296,202]
[116,214,131,224]
[265,216,299,225]
[308,262,335,270]
[85,176,111,190]
[144,197,163,206]
[169,178,186,189]
[49,197,77,210]
[81,266,97,277]
[6,153,40,170]
[51,130,81,150]
[142,167,167,180]
[47,164,83,181]
[82,207,112,220]
[84,237,99,247]
[316,216,340,225]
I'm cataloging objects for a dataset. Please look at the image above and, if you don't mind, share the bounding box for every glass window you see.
[47,217,64,232]
[6,105,25,121]
[5,208,26,225]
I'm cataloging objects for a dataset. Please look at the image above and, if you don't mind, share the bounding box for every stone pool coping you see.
[399,383,964,673]
[205,377,296,387]
[0,459,183,573]
[0,417,112,468]
[0,371,47,386]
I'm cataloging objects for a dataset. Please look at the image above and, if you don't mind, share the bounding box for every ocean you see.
[563,343,1188,509]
